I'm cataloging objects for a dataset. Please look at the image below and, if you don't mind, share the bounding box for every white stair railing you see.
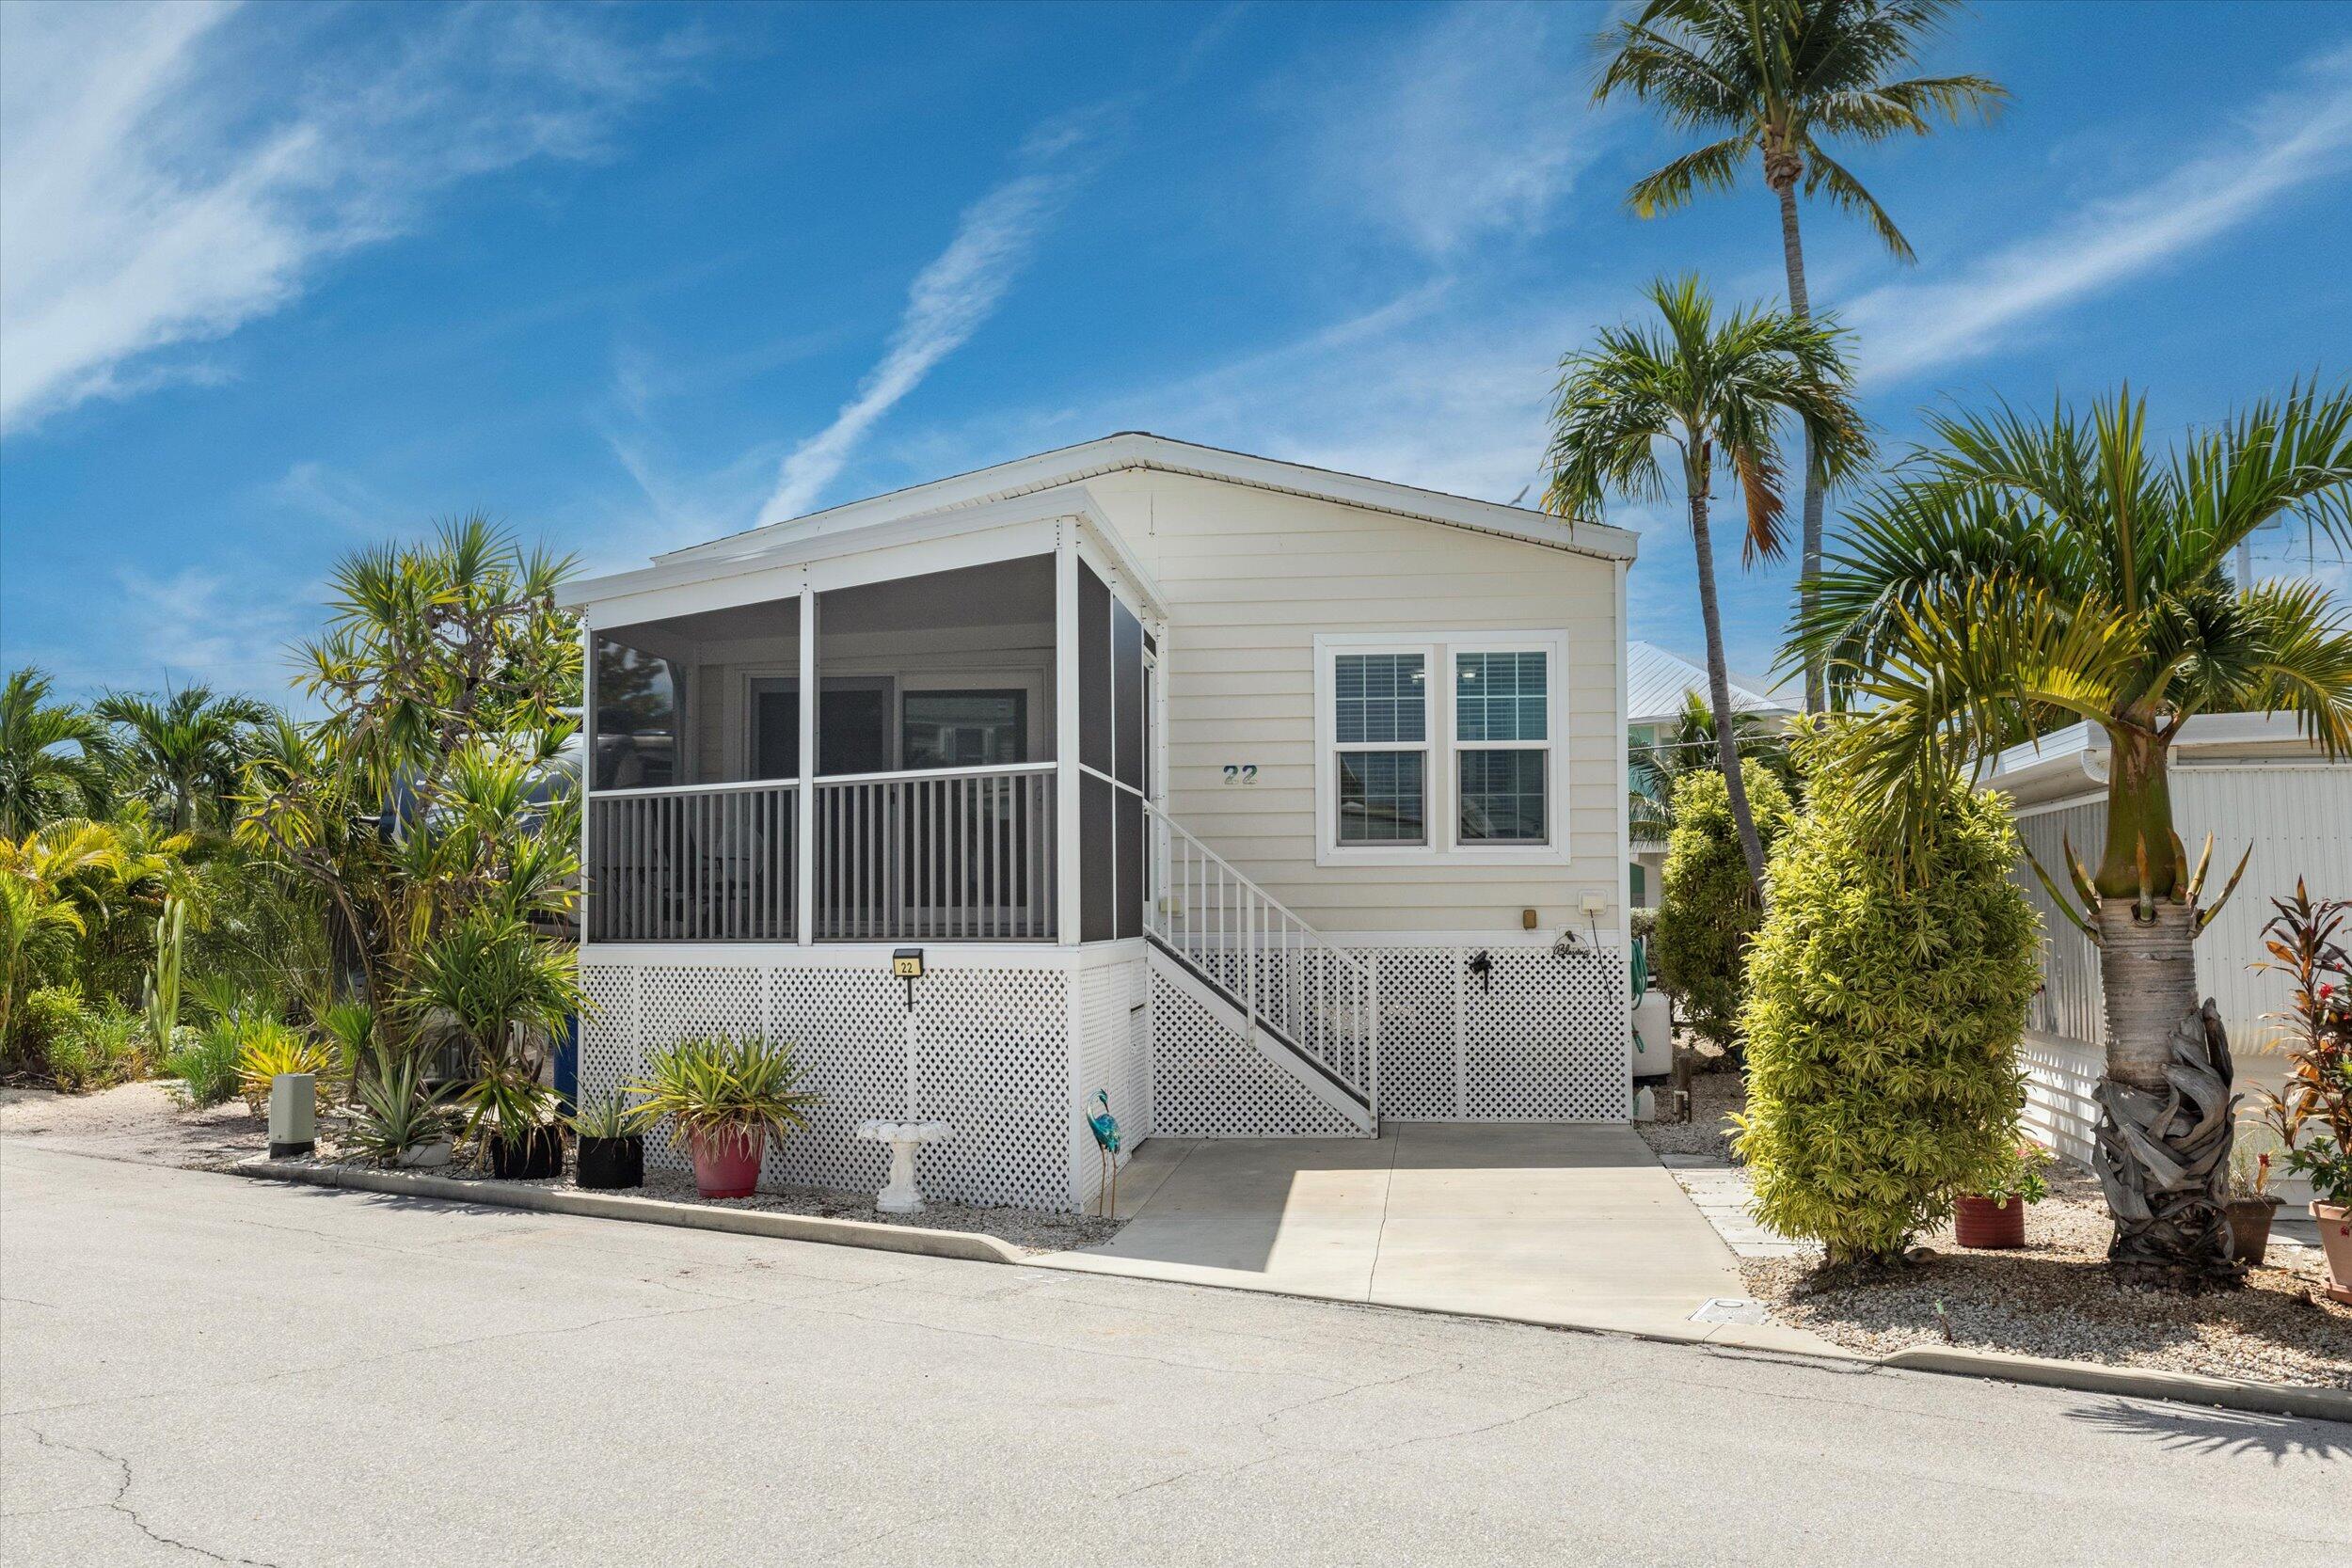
[1144,800,1377,1110]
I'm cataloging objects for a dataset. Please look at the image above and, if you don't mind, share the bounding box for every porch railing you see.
[587,779,798,942]
[587,764,1057,943]
[815,763,1057,941]
[1144,800,1377,1108]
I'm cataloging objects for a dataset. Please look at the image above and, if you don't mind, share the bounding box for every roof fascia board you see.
[564,491,1091,625]
[649,433,1640,568]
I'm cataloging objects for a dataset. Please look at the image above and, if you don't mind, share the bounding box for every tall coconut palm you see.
[1548,275,1870,896]
[1595,0,2006,712]
[1792,384,2352,1286]
[0,669,111,835]
[94,685,272,834]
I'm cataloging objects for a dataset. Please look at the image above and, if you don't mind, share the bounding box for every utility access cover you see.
[1689,1297,1770,1325]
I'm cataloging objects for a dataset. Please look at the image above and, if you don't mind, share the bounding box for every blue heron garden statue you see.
[1085,1090,1122,1217]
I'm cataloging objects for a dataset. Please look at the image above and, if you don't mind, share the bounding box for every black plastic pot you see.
[576,1133,644,1191]
[487,1124,565,1180]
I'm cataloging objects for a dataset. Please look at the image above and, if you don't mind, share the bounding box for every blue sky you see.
[3,0,2347,705]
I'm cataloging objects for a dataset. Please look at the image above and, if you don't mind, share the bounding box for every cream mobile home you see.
[564,435,1640,1213]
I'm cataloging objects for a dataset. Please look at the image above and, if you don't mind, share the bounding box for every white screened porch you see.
[576,498,1164,952]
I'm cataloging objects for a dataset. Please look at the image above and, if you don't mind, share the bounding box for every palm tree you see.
[0,669,111,835]
[1792,385,2352,1285]
[1548,275,1870,895]
[1595,0,2006,711]
[1632,689,1799,839]
[94,685,272,834]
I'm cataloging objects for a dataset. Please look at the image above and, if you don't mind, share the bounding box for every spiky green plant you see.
[624,1034,818,1156]
[1735,721,2042,1262]
[141,896,186,1058]
[349,1045,455,1164]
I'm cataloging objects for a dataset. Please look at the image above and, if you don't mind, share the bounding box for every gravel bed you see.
[1634,1066,1745,1164]
[1742,1164,2351,1387]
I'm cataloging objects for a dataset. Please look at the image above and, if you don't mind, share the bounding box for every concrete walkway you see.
[1040,1122,1833,1350]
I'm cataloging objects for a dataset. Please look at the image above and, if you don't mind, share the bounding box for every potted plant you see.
[1955,1143,2049,1250]
[2253,883,2352,1303]
[2222,1136,2283,1267]
[626,1033,818,1199]
[464,1061,565,1179]
[570,1091,644,1190]
[349,1045,455,1168]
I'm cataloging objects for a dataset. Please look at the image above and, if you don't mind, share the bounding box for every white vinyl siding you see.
[1089,468,1622,936]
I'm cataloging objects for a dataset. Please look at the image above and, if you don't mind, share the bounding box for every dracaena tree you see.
[1791,384,2352,1287]
[1547,274,1870,898]
[1595,0,2005,711]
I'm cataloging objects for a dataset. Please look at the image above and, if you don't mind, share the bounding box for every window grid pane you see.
[1335,653,1426,745]
[1339,751,1426,844]
[1455,650,1548,742]
[1458,749,1547,843]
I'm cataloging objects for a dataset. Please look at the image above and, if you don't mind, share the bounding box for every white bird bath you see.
[854,1119,952,1213]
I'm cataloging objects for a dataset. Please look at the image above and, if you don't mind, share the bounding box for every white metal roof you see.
[1979,712,2345,805]
[647,431,1642,568]
[1627,641,1792,726]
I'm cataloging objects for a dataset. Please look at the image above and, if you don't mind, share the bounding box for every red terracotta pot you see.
[1955,1194,2026,1250]
[2315,1201,2352,1306]
[687,1125,766,1199]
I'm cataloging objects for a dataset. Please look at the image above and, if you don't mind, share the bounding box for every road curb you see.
[1876,1344,2352,1424]
[230,1158,1025,1265]
[230,1158,2348,1423]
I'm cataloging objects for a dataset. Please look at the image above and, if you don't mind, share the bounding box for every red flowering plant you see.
[2253,881,2352,1205]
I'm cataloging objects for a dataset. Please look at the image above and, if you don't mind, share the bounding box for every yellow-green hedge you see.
[1734,724,2042,1262]
[1652,760,1793,1052]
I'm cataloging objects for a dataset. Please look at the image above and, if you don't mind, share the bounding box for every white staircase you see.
[1144,802,1377,1135]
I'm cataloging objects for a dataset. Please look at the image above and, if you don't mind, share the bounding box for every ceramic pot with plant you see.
[2251,885,2352,1303]
[570,1092,644,1190]
[626,1033,818,1199]
[2221,1138,2283,1267]
[464,1062,566,1180]
[1956,1143,2049,1250]
[349,1044,455,1168]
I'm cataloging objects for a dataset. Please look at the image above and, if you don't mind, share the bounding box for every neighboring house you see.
[1625,642,1795,905]
[1990,715,2352,1195]
[562,434,1641,1213]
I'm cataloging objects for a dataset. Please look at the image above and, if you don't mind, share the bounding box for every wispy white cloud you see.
[756,113,1109,525]
[1302,2,1602,257]
[1847,43,2352,388]
[0,0,683,433]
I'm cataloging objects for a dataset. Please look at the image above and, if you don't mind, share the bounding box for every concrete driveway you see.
[1041,1123,1823,1347]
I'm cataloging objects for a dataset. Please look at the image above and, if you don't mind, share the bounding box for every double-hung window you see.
[1316,632,1565,863]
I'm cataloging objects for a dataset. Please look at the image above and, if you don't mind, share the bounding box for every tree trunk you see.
[2087,736,2240,1288]
[1687,484,1767,896]
[1772,181,1826,718]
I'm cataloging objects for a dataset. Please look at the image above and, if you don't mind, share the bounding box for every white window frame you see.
[1314,630,1569,867]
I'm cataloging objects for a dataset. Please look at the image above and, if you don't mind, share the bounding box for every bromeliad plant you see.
[2253,883,2352,1206]
[234,1017,336,1110]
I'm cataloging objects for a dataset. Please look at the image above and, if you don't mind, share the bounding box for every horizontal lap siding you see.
[1096,470,1623,935]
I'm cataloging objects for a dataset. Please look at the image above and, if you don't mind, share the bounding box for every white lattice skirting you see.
[1149,942,1631,1136]
[580,945,1150,1213]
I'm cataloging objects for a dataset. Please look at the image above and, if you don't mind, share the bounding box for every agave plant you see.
[348,1045,455,1164]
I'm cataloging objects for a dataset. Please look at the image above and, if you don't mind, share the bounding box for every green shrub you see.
[1651,760,1793,1052]
[234,1018,335,1110]
[1734,723,2042,1262]
[39,995,145,1094]
[165,1019,244,1109]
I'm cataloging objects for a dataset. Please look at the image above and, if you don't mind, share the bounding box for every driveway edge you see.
[230,1158,1025,1265]
[230,1157,2347,1423]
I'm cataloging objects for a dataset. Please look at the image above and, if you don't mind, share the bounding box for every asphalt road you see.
[3,1141,2344,1567]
